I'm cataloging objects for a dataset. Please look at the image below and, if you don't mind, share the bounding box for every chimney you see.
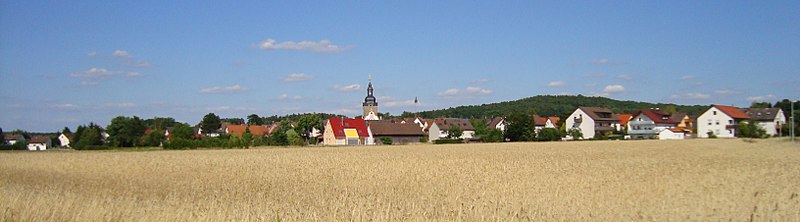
[341,117,344,126]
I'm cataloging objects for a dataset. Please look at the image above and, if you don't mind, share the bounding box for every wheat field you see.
[1,139,799,221]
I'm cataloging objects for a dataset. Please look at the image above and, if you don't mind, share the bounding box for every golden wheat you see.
[2,139,799,221]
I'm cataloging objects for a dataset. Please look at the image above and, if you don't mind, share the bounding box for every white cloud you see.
[112,50,132,58]
[80,81,99,86]
[71,68,113,78]
[124,72,142,77]
[256,39,351,53]
[747,94,776,102]
[281,73,313,82]
[384,99,419,108]
[276,94,303,100]
[333,84,361,92]
[52,103,79,109]
[438,86,492,97]
[591,58,610,65]
[680,75,695,80]
[200,84,246,94]
[87,51,97,57]
[602,85,625,93]
[671,92,711,100]
[547,81,566,87]
[101,103,137,109]
[714,88,741,96]
[616,74,633,81]
[124,60,153,68]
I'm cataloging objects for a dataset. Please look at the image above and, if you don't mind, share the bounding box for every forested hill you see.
[417,95,710,119]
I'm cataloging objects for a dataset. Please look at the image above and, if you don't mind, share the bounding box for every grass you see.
[1,139,799,221]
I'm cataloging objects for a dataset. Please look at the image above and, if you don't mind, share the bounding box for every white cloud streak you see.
[602,85,625,93]
[200,84,246,94]
[747,94,776,102]
[112,50,132,58]
[438,86,492,97]
[333,84,362,92]
[671,92,711,100]
[547,81,566,87]
[257,39,351,53]
[281,73,313,82]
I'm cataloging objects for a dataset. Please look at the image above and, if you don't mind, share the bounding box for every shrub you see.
[434,138,464,144]
[380,137,392,145]
[537,128,562,141]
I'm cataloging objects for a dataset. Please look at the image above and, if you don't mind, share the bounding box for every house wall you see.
[428,124,442,142]
[628,114,656,139]
[759,110,787,136]
[659,130,685,140]
[58,134,70,147]
[566,109,596,139]
[27,142,48,150]
[322,121,338,145]
[697,107,737,138]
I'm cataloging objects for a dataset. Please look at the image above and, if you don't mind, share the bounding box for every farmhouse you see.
[58,133,73,148]
[26,136,51,150]
[485,117,506,131]
[565,107,620,139]
[741,108,786,136]
[323,118,370,145]
[3,134,25,145]
[697,104,750,138]
[367,121,425,145]
[427,118,476,142]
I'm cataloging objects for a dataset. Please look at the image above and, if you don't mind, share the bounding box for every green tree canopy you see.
[247,114,264,126]
[106,116,146,147]
[295,114,322,144]
[447,125,463,139]
[200,113,222,134]
[170,123,194,140]
[505,113,534,141]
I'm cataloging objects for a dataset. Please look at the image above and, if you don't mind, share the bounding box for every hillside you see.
[417,95,709,119]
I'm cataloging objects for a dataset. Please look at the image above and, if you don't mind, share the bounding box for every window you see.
[716,120,720,125]
[715,129,720,135]
[713,111,717,115]
[728,120,733,124]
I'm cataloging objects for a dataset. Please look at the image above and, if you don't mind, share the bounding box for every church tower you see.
[363,75,379,120]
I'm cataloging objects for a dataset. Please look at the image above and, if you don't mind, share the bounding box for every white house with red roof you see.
[628,109,680,139]
[697,104,751,138]
[323,117,371,145]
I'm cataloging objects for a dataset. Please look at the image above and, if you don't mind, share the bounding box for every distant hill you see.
[417,95,710,119]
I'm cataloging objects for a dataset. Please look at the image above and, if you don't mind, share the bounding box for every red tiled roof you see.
[712,105,750,119]
[226,125,271,137]
[632,110,678,125]
[533,115,547,126]
[327,118,369,138]
[616,114,632,126]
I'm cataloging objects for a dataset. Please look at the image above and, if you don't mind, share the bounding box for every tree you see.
[505,113,534,141]
[537,128,562,141]
[286,129,304,146]
[74,127,103,149]
[568,129,584,140]
[200,113,222,135]
[221,118,245,125]
[62,127,72,135]
[106,116,146,147]
[140,130,165,147]
[0,127,4,145]
[269,120,291,146]
[247,114,264,126]
[171,123,194,140]
[750,102,772,108]
[662,105,677,114]
[143,117,177,130]
[295,114,322,144]
[739,120,766,138]
[242,127,253,148]
[447,125,463,139]
[481,129,504,142]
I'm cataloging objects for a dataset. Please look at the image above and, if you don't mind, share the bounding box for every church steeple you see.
[362,74,379,120]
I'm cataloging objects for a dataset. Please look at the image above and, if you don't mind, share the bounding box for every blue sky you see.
[1,1,798,132]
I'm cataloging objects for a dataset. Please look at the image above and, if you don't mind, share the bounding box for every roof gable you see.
[578,107,617,121]
[327,118,369,138]
[632,110,678,124]
[368,122,424,136]
[711,105,750,119]
[741,108,781,121]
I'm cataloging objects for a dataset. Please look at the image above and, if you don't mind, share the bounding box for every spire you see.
[363,74,377,106]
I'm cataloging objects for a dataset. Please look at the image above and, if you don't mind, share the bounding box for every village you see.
[1,78,792,151]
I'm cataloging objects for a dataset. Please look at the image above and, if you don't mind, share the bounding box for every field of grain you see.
[1,139,799,221]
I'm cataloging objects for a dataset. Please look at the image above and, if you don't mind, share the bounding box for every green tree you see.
[140,130,165,147]
[74,127,103,149]
[0,127,5,145]
[242,127,253,148]
[380,137,393,145]
[739,120,766,138]
[568,129,584,140]
[296,114,322,144]
[537,128,562,141]
[481,129,504,142]
[200,113,222,135]
[171,123,194,140]
[247,114,264,126]
[662,105,678,114]
[750,102,772,108]
[447,125,463,139]
[106,116,146,147]
[221,118,245,125]
[143,117,177,130]
[286,129,304,146]
[269,120,291,146]
[505,113,534,141]
[62,127,72,135]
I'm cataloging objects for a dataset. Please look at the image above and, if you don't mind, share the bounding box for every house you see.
[4,134,25,145]
[533,115,559,132]
[27,136,51,150]
[615,114,632,131]
[741,108,786,136]
[628,109,680,139]
[658,128,685,140]
[670,113,694,135]
[427,118,476,142]
[697,104,750,138]
[225,125,271,138]
[58,133,74,147]
[565,107,620,139]
[401,117,428,129]
[367,121,425,145]
[323,118,370,145]
[485,117,506,131]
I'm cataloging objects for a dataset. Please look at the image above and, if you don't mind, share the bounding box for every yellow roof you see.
[344,129,359,138]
